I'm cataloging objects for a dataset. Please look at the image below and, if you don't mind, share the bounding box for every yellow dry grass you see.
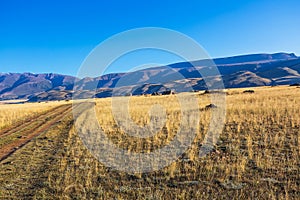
[0,101,70,130]
[0,85,299,199]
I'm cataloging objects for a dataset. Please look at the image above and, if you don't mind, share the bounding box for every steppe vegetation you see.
[0,101,68,130]
[0,86,299,199]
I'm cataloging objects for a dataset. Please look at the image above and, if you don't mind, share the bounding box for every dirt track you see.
[0,104,73,162]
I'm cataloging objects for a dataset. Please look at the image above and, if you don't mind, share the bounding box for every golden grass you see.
[0,101,70,130]
[0,86,299,199]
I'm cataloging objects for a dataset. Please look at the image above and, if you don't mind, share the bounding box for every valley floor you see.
[0,86,299,199]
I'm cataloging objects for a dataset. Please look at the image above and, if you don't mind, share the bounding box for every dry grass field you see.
[0,86,299,199]
[0,101,69,130]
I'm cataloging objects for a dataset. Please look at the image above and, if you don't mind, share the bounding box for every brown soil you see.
[0,104,73,162]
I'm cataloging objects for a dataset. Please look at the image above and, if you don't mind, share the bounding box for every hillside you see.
[1,52,300,101]
[0,73,76,100]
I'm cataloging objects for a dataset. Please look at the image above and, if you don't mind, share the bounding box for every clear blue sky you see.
[0,0,299,76]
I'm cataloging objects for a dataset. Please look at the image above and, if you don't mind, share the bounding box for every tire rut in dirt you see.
[0,104,73,162]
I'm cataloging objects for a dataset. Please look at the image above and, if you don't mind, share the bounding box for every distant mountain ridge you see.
[1,52,300,101]
[212,52,298,65]
[0,73,76,100]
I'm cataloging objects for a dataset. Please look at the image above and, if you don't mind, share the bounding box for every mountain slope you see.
[0,73,76,100]
[1,52,300,101]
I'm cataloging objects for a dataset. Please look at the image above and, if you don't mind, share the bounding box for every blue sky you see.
[0,0,299,76]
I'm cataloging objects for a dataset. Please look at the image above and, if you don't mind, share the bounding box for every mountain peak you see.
[213,52,298,65]
[270,52,297,60]
[1,52,300,101]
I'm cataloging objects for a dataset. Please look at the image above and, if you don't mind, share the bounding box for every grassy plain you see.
[0,86,299,199]
[0,101,69,130]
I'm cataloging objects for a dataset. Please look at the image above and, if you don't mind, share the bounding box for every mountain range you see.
[1,52,300,102]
